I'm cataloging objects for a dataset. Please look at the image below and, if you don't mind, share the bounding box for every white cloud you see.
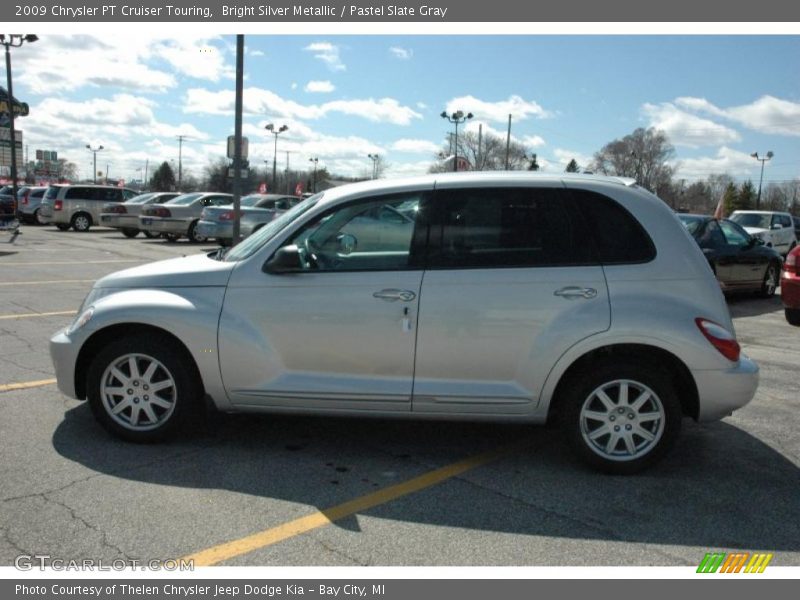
[446,95,552,123]
[462,121,545,150]
[642,102,741,147]
[304,80,335,93]
[669,95,800,137]
[249,49,265,57]
[389,46,413,60]
[553,149,594,171]
[304,42,346,72]
[385,160,434,178]
[184,87,422,126]
[673,147,759,179]
[522,135,546,148]
[391,139,441,154]
[416,102,428,110]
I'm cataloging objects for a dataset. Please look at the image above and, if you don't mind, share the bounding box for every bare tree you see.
[431,130,529,172]
[590,127,676,193]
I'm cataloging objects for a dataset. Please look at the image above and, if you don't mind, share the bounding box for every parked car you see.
[782,244,800,326]
[138,192,233,242]
[50,173,759,474]
[100,192,181,238]
[16,186,48,224]
[678,214,783,297]
[793,215,800,241]
[0,186,19,234]
[729,210,797,255]
[196,194,301,245]
[39,184,140,231]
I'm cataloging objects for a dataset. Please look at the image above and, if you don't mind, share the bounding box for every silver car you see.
[195,193,300,245]
[16,186,48,224]
[39,184,140,231]
[50,173,758,474]
[138,192,233,242]
[100,192,180,238]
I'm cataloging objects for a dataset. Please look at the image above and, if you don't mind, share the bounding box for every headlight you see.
[68,307,95,334]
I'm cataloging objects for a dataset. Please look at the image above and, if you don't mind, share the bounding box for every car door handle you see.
[554,286,598,300]
[373,289,416,302]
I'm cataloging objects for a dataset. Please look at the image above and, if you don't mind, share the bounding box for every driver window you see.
[287,193,423,272]
[720,220,751,247]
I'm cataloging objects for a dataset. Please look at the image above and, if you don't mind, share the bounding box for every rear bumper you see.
[781,272,800,309]
[693,354,759,421]
[101,214,139,229]
[195,220,232,240]
[139,217,190,235]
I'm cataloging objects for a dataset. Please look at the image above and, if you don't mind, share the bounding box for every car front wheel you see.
[760,262,780,297]
[786,308,800,327]
[562,360,681,474]
[87,334,201,442]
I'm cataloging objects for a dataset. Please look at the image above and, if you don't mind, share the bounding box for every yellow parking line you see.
[0,310,77,320]
[0,378,57,392]
[181,439,530,566]
[0,279,94,286]
[2,260,140,266]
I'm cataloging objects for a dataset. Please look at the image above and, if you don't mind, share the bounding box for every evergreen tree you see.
[722,182,739,215]
[565,158,580,173]
[737,180,756,211]
[149,162,176,192]
[527,153,540,171]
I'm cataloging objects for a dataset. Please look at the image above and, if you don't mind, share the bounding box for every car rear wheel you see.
[163,233,180,242]
[187,220,207,243]
[33,208,43,225]
[87,334,201,442]
[561,360,681,474]
[71,212,92,232]
[786,308,800,327]
[121,228,139,238]
[760,262,780,298]
[143,231,157,239]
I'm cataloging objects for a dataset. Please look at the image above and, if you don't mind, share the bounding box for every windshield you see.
[224,193,323,262]
[166,193,204,206]
[126,193,157,204]
[731,212,770,229]
[678,215,705,236]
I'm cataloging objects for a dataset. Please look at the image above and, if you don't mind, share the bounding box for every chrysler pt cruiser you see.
[51,173,759,474]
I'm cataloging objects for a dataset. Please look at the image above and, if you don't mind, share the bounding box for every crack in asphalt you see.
[312,537,367,567]
[42,494,131,560]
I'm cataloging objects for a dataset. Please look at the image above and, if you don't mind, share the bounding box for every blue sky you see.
[8,35,800,186]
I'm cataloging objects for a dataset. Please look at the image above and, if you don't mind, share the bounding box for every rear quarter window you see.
[571,189,656,264]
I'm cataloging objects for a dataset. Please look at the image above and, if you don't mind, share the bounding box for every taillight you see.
[111,205,127,214]
[785,250,797,276]
[54,200,63,211]
[157,207,171,218]
[695,318,740,362]
[21,192,29,205]
[219,210,235,222]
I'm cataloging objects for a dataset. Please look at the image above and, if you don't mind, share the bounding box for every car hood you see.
[95,253,234,289]
[741,226,769,236]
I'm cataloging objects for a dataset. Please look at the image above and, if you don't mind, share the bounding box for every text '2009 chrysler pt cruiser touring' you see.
[51,173,758,474]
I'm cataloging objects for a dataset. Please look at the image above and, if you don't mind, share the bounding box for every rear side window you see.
[571,189,656,264]
[429,187,594,269]
[64,187,94,200]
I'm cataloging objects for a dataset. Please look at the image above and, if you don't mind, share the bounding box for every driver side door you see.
[218,190,431,413]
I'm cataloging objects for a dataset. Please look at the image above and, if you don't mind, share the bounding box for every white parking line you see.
[2,259,140,266]
[0,310,77,320]
[0,279,95,286]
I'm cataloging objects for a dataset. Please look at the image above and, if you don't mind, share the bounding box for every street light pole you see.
[1,34,38,201]
[751,151,774,210]
[85,144,104,184]
[440,110,473,172]
[176,135,191,191]
[309,157,318,193]
[265,123,288,191]
[367,154,379,179]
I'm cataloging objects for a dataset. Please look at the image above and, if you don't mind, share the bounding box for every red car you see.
[783,244,800,326]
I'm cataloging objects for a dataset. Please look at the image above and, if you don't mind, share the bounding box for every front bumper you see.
[50,328,82,399]
[693,354,759,421]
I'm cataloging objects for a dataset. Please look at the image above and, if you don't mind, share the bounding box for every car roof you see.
[314,172,639,208]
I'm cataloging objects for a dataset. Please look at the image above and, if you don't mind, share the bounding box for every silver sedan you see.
[196,194,300,245]
[138,192,233,242]
[100,192,180,238]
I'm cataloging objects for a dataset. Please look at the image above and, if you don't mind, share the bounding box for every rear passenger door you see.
[412,185,610,416]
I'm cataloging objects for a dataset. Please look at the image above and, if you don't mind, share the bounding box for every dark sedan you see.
[679,214,783,297]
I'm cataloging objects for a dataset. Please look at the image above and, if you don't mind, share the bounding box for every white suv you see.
[730,210,797,255]
[50,173,758,474]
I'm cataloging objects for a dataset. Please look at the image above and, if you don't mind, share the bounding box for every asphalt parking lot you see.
[0,224,799,568]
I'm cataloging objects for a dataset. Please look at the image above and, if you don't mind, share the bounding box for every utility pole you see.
[232,35,245,245]
[176,134,191,191]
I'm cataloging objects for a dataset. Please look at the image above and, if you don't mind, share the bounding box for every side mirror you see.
[337,233,357,255]
[263,245,302,273]
[771,223,783,230]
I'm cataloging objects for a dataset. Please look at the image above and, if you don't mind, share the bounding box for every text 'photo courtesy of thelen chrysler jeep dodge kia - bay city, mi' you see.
[50,173,759,474]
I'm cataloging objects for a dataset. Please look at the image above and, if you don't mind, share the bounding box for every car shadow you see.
[52,404,800,554]
[726,293,784,318]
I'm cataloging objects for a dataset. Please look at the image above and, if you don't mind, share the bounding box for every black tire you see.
[218,238,232,248]
[121,228,140,238]
[33,208,44,225]
[759,262,780,298]
[164,233,180,243]
[71,212,92,232]
[55,223,71,231]
[187,220,207,243]
[86,333,201,442]
[786,308,800,327]
[143,231,157,239]
[560,359,682,474]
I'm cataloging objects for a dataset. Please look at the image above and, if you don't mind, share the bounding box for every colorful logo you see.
[697,552,773,573]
